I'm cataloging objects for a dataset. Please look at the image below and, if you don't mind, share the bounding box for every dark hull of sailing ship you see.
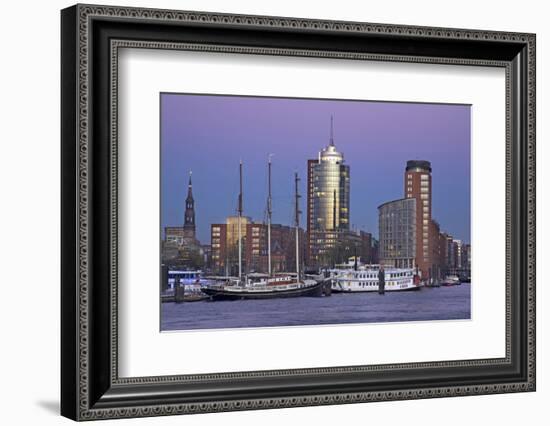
[201,281,324,300]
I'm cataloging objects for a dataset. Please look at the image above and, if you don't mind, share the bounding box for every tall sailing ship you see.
[201,159,323,300]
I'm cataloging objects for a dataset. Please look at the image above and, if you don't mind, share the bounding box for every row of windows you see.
[406,174,430,180]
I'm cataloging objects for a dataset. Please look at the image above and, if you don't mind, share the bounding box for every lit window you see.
[421,174,429,180]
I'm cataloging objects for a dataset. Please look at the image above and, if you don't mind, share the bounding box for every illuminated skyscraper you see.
[306,117,350,265]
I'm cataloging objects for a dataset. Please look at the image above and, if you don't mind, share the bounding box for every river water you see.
[161,283,471,331]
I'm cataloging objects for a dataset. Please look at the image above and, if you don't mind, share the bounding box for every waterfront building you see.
[306,117,350,266]
[164,226,185,246]
[429,219,448,279]
[371,237,380,264]
[225,215,251,247]
[445,237,462,271]
[357,230,378,264]
[322,230,378,266]
[437,231,451,276]
[210,217,304,275]
[210,223,227,272]
[201,244,211,269]
[378,197,416,268]
[461,243,471,271]
[444,234,456,270]
[437,234,470,275]
[210,216,250,275]
[245,223,305,274]
[453,239,463,270]
[404,160,434,278]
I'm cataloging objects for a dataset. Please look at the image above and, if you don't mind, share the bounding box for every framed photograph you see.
[61,4,536,421]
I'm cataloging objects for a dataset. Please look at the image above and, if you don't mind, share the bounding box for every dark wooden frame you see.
[61,4,536,421]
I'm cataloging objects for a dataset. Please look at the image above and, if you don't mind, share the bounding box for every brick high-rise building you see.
[404,160,433,278]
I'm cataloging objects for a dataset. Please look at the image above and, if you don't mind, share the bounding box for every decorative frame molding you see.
[61,4,536,421]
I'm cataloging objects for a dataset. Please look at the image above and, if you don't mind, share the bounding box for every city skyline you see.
[161,93,471,244]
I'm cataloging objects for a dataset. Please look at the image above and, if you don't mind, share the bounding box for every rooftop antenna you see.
[330,115,335,146]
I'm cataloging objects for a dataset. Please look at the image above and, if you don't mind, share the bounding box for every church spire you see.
[184,170,195,237]
[187,171,193,198]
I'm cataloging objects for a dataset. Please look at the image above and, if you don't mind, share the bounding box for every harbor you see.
[161,282,471,331]
[160,100,471,330]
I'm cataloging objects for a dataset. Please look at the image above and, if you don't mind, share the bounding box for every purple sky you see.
[161,93,471,244]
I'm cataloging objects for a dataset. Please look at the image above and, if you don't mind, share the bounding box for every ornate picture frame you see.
[61,4,535,420]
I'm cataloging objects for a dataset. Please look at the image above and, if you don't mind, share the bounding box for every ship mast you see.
[238,160,243,282]
[267,155,272,276]
[294,172,301,281]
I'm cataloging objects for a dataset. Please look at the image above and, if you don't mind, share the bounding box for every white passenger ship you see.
[328,258,421,293]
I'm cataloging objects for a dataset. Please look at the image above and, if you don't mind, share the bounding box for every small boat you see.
[441,274,461,286]
[166,269,210,289]
[161,269,211,302]
[424,278,441,288]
